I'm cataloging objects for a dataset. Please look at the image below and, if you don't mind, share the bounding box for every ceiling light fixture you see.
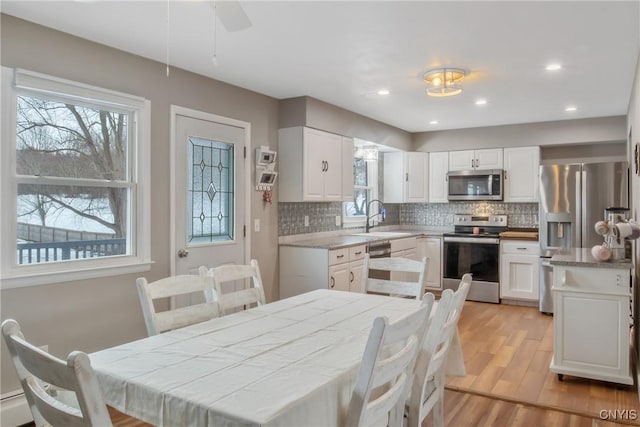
[429,120,439,125]
[475,99,487,105]
[546,63,562,71]
[424,68,466,97]
[377,89,390,96]
[565,106,577,112]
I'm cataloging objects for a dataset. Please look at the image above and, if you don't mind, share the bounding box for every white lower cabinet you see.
[390,238,417,283]
[417,237,442,290]
[279,244,366,298]
[499,240,540,300]
[550,264,633,385]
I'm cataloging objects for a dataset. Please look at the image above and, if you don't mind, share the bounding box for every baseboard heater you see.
[0,390,32,427]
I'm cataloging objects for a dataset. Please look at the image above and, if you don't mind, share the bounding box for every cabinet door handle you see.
[471,158,474,168]
[405,173,409,182]
[350,272,354,283]
[336,254,345,259]
[504,170,508,180]
[326,161,329,172]
[517,247,527,250]
[330,276,335,288]
[354,251,362,255]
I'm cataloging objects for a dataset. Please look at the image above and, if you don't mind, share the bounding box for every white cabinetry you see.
[383,152,429,203]
[279,127,353,202]
[417,237,442,290]
[499,240,540,300]
[390,237,418,283]
[503,146,540,202]
[428,152,449,203]
[550,264,633,385]
[342,136,355,201]
[449,149,503,171]
[279,244,366,298]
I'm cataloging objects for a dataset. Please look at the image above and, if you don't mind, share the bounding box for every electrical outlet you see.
[335,216,341,227]
[254,219,260,232]
[304,215,309,227]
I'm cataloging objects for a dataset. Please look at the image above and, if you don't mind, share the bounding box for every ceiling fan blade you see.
[215,0,252,32]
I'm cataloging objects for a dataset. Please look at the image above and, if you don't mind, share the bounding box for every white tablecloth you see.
[90,290,465,426]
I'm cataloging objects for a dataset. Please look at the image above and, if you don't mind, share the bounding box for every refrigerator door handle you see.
[576,169,583,248]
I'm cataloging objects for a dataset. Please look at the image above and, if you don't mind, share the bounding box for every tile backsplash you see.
[279,201,538,236]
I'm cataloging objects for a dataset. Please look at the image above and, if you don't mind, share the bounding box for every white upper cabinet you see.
[342,136,355,201]
[428,151,449,203]
[383,152,428,203]
[449,148,503,171]
[279,127,353,202]
[503,146,540,202]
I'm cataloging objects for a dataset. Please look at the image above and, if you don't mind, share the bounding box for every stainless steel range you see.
[442,214,508,303]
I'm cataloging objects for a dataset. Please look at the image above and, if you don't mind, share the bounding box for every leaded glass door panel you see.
[174,114,245,279]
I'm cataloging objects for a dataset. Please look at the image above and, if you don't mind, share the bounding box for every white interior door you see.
[172,109,248,280]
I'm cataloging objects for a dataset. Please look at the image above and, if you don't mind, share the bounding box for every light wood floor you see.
[106,301,639,426]
[447,301,640,425]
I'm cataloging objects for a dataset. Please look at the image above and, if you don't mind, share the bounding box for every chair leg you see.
[433,396,444,427]
[432,372,446,427]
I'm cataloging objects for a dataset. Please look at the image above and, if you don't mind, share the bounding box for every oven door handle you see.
[444,237,500,244]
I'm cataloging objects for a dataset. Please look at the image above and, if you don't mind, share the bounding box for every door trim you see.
[169,105,251,275]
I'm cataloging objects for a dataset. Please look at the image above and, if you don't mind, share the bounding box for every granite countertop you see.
[550,248,633,269]
[279,228,448,250]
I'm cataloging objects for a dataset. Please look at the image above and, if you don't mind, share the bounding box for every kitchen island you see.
[549,249,633,385]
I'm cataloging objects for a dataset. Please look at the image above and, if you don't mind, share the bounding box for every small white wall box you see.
[256,146,277,191]
[257,147,277,165]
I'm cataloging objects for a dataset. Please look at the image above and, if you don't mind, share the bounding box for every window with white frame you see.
[343,148,378,226]
[0,68,151,288]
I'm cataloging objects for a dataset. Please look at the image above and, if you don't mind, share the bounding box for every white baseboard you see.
[0,392,32,427]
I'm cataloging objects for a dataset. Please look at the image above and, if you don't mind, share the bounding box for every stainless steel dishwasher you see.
[367,240,391,280]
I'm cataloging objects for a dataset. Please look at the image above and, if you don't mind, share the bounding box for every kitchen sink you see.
[350,231,413,238]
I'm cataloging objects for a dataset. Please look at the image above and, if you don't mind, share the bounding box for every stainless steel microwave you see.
[447,169,503,201]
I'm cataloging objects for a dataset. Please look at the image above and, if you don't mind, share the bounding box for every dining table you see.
[90,289,465,426]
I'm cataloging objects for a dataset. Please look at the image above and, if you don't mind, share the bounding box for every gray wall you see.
[280,96,412,151]
[413,116,627,153]
[0,14,280,396]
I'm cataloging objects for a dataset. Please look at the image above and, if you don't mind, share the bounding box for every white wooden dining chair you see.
[407,273,472,427]
[1,319,113,427]
[346,294,433,427]
[136,274,220,336]
[360,254,428,300]
[199,259,266,316]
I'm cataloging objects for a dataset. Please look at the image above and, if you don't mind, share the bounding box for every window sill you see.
[1,259,154,290]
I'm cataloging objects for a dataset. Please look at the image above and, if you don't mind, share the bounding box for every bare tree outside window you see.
[15,94,130,263]
[343,155,377,221]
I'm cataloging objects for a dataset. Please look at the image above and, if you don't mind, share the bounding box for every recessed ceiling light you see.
[377,89,390,96]
[546,63,562,71]
[565,106,577,112]
[475,99,487,106]
[429,120,439,125]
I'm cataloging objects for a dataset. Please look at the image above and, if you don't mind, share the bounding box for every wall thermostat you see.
[255,146,277,191]
[256,147,277,165]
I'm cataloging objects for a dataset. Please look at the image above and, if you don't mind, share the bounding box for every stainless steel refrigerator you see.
[538,162,629,313]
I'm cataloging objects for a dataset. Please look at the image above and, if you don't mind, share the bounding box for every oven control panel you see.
[454,214,507,226]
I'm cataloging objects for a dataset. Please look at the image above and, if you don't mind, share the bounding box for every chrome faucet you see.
[365,199,386,233]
